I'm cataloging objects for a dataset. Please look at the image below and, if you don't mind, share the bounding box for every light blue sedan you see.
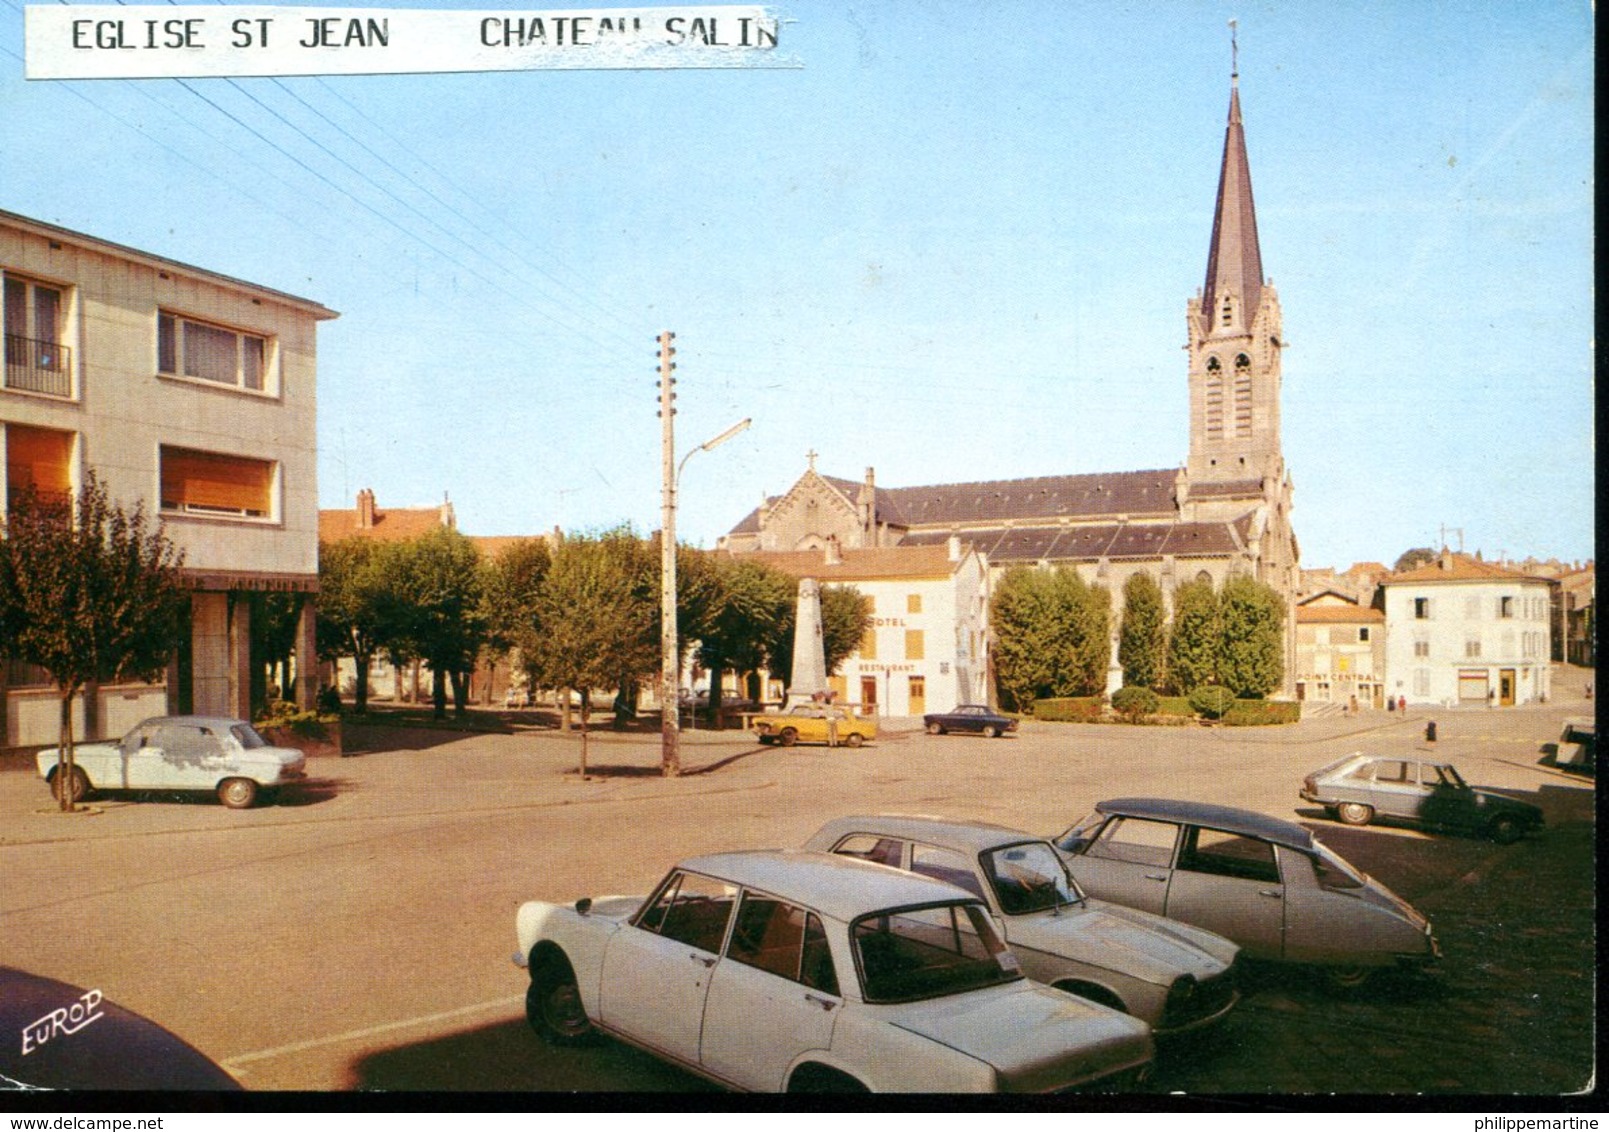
[38,715,307,809]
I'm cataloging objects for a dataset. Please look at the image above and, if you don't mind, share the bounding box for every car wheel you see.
[787,1064,869,1093]
[51,766,91,804]
[757,734,774,745]
[1336,802,1374,826]
[1488,814,1525,845]
[1324,965,1375,992]
[778,728,798,747]
[217,777,258,810]
[981,725,999,738]
[843,732,864,748]
[926,722,943,735]
[527,952,597,1045]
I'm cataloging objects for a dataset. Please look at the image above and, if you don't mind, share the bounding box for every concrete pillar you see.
[788,577,828,705]
[295,595,318,710]
[191,591,230,716]
[228,593,251,720]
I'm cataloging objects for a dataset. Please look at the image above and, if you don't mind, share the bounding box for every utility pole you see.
[658,331,680,777]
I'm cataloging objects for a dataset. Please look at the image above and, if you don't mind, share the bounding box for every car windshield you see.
[1051,812,1101,852]
[852,902,1021,1003]
[1434,765,1467,789]
[981,841,1084,914]
[231,724,268,749]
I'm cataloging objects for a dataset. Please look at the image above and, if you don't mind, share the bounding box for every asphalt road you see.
[0,674,1596,1099]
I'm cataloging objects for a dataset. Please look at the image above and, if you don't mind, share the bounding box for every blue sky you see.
[1,1,1595,569]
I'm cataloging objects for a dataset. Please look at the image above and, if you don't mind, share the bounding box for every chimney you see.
[1439,547,1454,571]
[947,533,962,562]
[357,488,375,530]
[439,492,457,530]
[824,535,842,567]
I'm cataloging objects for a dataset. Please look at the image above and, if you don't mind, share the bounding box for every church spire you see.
[1202,23,1263,336]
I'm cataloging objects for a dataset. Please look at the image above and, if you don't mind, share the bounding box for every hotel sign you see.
[25,5,790,78]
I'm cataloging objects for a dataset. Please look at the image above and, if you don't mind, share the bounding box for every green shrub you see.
[255,700,339,736]
[1032,696,1107,723]
[1222,700,1302,726]
[1156,696,1194,716]
[1188,684,1237,719]
[316,685,344,716]
[1111,685,1161,722]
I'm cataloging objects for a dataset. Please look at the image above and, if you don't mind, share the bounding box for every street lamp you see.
[660,400,751,777]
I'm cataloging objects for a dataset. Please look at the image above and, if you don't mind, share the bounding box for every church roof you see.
[902,517,1247,564]
[881,469,1179,527]
[1202,78,1264,334]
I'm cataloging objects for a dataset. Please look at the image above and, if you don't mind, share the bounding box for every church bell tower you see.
[1186,47,1284,487]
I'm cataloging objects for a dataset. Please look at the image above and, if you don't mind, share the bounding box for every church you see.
[721,65,1300,706]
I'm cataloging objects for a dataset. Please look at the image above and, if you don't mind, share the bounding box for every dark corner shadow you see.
[272,777,347,807]
[341,721,510,754]
[348,1015,716,1093]
[1234,956,1445,1006]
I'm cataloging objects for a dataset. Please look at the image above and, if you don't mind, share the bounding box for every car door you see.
[1163,826,1286,961]
[598,870,734,1066]
[123,723,183,789]
[1061,816,1179,916]
[1365,759,1426,821]
[699,892,840,1090]
[1419,763,1476,830]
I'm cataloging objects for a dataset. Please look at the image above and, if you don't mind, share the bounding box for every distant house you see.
[1380,550,1553,707]
[3,209,335,749]
[734,538,989,717]
[1294,592,1386,709]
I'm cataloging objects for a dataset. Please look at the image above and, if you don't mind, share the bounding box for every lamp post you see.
[659,333,749,777]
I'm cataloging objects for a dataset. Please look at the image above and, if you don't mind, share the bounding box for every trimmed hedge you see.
[1156,696,1194,716]
[1031,697,1107,723]
[1111,685,1160,722]
[1222,700,1302,726]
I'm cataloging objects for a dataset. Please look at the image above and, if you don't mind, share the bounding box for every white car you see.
[513,849,1154,1093]
[803,815,1241,1035]
[37,715,307,810]
[1054,798,1439,989]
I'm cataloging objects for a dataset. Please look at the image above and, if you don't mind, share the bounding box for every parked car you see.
[0,966,241,1090]
[802,815,1240,1035]
[513,849,1154,1093]
[1552,718,1595,775]
[923,705,1018,738]
[751,704,877,748]
[1300,753,1545,843]
[1053,798,1439,989]
[36,715,307,810]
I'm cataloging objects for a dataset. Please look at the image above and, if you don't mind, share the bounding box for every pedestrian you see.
[1487,687,1495,709]
[1398,694,1406,715]
[1425,720,1437,747]
[1387,696,1395,712]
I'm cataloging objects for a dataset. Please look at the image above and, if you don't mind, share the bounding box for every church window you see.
[1195,570,1213,586]
[1205,356,1224,439]
[1220,294,1234,326]
[1233,354,1252,437]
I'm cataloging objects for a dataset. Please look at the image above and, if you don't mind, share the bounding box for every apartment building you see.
[2,209,336,748]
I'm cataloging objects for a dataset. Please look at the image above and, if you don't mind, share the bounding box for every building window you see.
[905,629,925,661]
[158,311,269,392]
[3,275,71,397]
[1413,639,1430,658]
[1499,596,1514,619]
[1413,597,1431,620]
[159,445,275,519]
[1464,637,1482,658]
[1358,626,1370,642]
[1413,669,1430,696]
[907,593,922,614]
[4,423,75,512]
[859,628,877,661]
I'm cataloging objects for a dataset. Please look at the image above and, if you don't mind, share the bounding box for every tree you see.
[703,556,794,722]
[1166,578,1220,694]
[250,591,303,712]
[1394,547,1438,573]
[991,566,1111,709]
[1218,573,1286,697]
[316,537,387,713]
[528,528,658,775]
[0,476,186,811]
[1118,571,1167,691]
[381,528,487,720]
[820,585,873,680]
[482,537,552,701]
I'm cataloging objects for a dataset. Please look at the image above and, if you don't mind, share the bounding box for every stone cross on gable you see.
[806,449,819,472]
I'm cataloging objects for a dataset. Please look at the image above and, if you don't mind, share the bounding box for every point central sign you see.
[25,5,792,78]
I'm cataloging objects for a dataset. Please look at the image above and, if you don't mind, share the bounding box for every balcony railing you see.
[3,333,73,397]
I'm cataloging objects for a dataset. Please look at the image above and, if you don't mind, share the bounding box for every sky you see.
[0,1,1595,570]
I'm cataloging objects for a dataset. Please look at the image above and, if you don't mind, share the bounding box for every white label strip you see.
[25,5,793,78]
